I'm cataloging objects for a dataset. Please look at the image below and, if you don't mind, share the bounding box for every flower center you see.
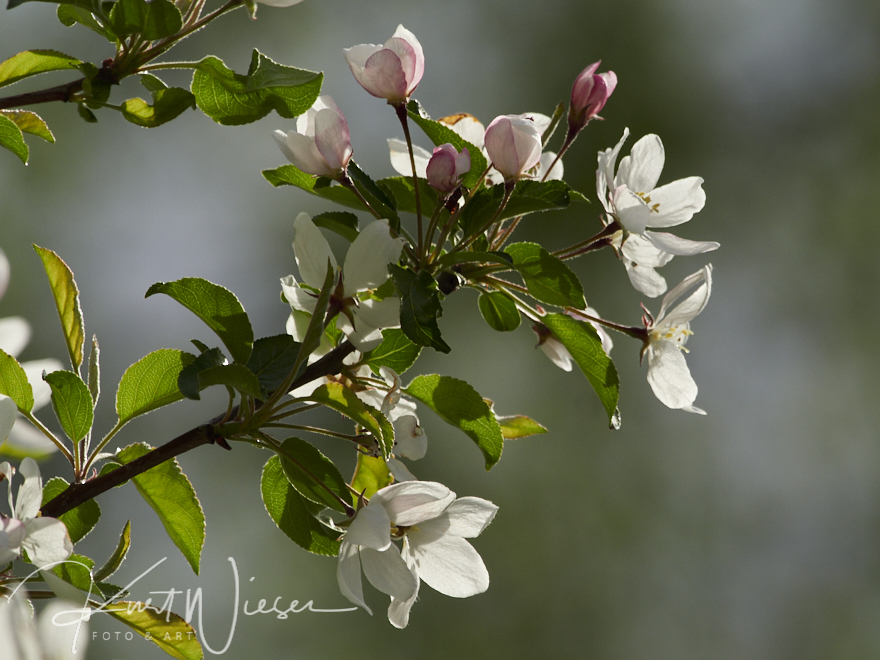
[635,191,661,214]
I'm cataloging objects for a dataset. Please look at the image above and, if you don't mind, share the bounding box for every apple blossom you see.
[281,213,405,351]
[344,25,424,105]
[568,61,617,132]
[640,265,712,414]
[597,129,717,296]
[1,458,73,567]
[273,96,352,179]
[0,592,89,660]
[254,0,306,6]
[336,481,497,628]
[425,144,471,193]
[532,323,572,372]
[484,114,543,182]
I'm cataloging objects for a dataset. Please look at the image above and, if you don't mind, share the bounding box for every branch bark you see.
[0,79,85,111]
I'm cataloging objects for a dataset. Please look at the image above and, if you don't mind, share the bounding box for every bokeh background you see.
[2,0,880,657]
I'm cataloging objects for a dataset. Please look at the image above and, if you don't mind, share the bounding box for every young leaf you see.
[109,0,182,39]
[478,291,521,332]
[245,334,301,394]
[404,374,504,470]
[304,382,387,455]
[87,335,100,404]
[145,277,254,365]
[117,443,206,575]
[116,349,197,425]
[105,602,202,660]
[351,453,391,501]
[0,113,27,163]
[51,552,95,591]
[311,211,360,243]
[390,265,451,354]
[497,415,548,439]
[43,370,93,443]
[42,476,101,544]
[261,455,341,556]
[542,313,620,423]
[93,520,131,582]
[34,245,85,372]
[192,51,322,126]
[362,328,422,376]
[0,50,81,89]
[181,363,264,401]
[0,348,34,412]
[505,242,586,309]
[277,437,350,514]
[121,87,195,128]
[56,5,114,40]
[2,110,54,143]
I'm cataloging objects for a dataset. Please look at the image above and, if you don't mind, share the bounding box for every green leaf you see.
[404,374,504,470]
[263,165,365,210]
[77,104,97,123]
[44,371,93,443]
[304,382,388,456]
[505,242,586,309]
[51,552,95,591]
[347,161,400,227]
[541,102,565,147]
[117,443,205,575]
[145,278,253,365]
[478,291,521,332]
[121,87,195,128]
[293,262,334,379]
[1,110,54,143]
[116,349,197,425]
[278,437,350,514]
[0,50,81,89]
[180,362,264,401]
[109,0,181,39]
[362,328,422,376]
[311,211,360,243]
[57,5,114,40]
[460,180,575,238]
[106,602,202,660]
[246,334,301,393]
[406,100,488,189]
[351,453,391,501]
[497,415,548,439]
[87,335,100,404]
[261,456,340,557]
[192,51,322,126]
[0,113,28,164]
[0,349,34,412]
[390,265,450,354]
[434,250,512,271]
[542,313,620,423]
[42,477,101,544]
[93,520,131,582]
[34,245,85,371]
[376,176,441,217]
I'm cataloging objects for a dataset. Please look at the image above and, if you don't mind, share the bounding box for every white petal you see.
[0,248,8,299]
[3,420,59,457]
[597,127,629,201]
[641,177,706,228]
[336,541,372,613]
[360,545,418,601]
[539,338,572,372]
[536,151,563,181]
[0,517,26,563]
[354,298,400,332]
[388,138,429,178]
[0,395,15,443]
[657,265,712,329]
[0,316,31,359]
[280,275,319,315]
[409,532,489,598]
[440,497,498,538]
[342,220,404,296]
[345,501,392,550]
[612,186,653,235]
[15,458,42,521]
[620,233,674,268]
[387,546,420,628]
[22,359,64,411]
[387,458,417,482]
[644,231,719,256]
[646,341,699,411]
[440,114,485,149]
[623,134,664,192]
[38,600,90,659]
[293,213,337,290]
[338,317,385,352]
[371,481,455,527]
[393,416,426,460]
[22,517,73,567]
[624,262,668,298]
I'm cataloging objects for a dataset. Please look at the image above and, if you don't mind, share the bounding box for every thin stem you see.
[20,412,74,465]
[552,222,619,260]
[262,423,363,443]
[394,103,424,264]
[450,181,515,255]
[135,0,244,64]
[565,307,647,341]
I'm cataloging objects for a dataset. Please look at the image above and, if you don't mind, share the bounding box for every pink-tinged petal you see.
[361,49,408,102]
[645,340,700,412]
[293,213,337,290]
[439,497,498,538]
[0,395,15,443]
[360,545,418,601]
[372,481,455,527]
[409,533,489,598]
[22,517,72,567]
[342,220,404,296]
[313,107,352,171]
[484,115,542,181]
[346,501,392,550]
[596,128,629,204]
[15,457,42,521]
[0,248,8,299]
[272,129,326,176]
[389,25,424,95]
[644,231,719,256]
[624,134,665,192]
[0,316,31,358]
[343,43,382,78]
[642,177,706,228]
[336,541,372,613]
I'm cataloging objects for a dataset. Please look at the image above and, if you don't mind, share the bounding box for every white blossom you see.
[344,25,424,105]
[0,591,88,660]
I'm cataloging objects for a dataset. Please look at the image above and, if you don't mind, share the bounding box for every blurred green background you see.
[2,0,880,657]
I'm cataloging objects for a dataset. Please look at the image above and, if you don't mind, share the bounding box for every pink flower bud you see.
[484,114,543,182]
[343,25,425,105]
[425,144,471,193]
[569,61,617,131]
[272,96,352,178]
